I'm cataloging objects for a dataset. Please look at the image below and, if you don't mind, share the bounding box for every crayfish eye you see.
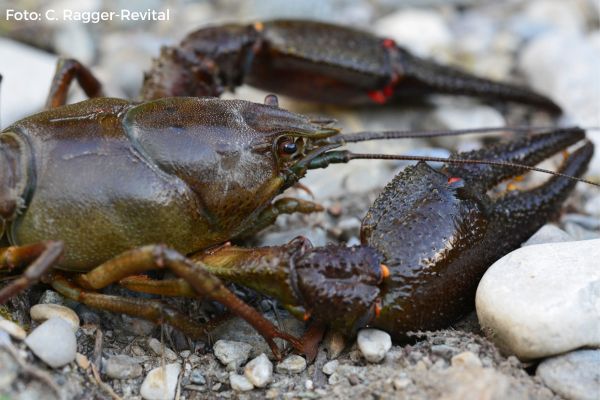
[277,137,300,158]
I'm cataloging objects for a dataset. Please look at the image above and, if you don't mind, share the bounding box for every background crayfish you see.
[0,19,596,363]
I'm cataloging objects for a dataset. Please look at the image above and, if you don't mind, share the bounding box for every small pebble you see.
[190,369,206,385]
[106,354,143,379]
[393,377,412,390]
[276,355,307,374]
[322,360,339,375]
[147,337,178,361]
[30,304,80,331]
[38,290,64,305]
[430,344,456,359]
[75,353,90,370]
[140,363,181,400]
[451,351,483,369]
[0,318,26,341]
[25,317,77,368]
[213,340,252,371]
[229,372,254,391]
[476,239,600,359]
[305,379,314,390]
[244,353,273,388]
[536,349,600,400]
[357,329,392,363]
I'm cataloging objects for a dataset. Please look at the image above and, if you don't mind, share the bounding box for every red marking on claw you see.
[368,90,387,104]
[382,38,395,48]
[383,85,394,97]
[448,177,462,184]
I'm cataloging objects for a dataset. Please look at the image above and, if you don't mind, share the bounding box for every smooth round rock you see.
[213,340,252,371]
[476,239,600,360]
[105,355,143,380]
[25,317,77,368]
[244,353,272,388]
[230,372,254,391]
[536,349,600,400]
[357,329,392,363]
[276,355,307,374]
[140,363,181,400]
[30,304,80,331]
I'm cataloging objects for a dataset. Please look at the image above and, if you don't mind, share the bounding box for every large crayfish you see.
[0,19,595,359]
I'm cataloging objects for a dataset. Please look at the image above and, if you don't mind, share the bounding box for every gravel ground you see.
[1,0,599,399]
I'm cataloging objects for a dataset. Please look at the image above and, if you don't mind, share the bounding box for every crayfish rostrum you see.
[0,19,596,360]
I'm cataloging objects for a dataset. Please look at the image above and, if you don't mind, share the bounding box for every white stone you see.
[521,224,572,246]
[25,317,77,368]
[147,338,178,361]
[140,363,181,400]
[322,360,339,375]
[229,372,254,392]
[357,329,392,363]
[374,9,452,58]
[0,318,26,341]
[276,355,307,374]
[522,0,587,35]
[536,349,600,400]
[244,353,273,388]
[213,340,252,371]
[0,39,57,127]
[30,304,80,331]
[476,239,600,360]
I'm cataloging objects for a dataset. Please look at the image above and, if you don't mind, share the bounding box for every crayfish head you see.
[291,244,386,334]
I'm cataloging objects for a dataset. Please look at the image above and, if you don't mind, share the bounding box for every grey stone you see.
[276,355,307,374]
[213,340,252,370]
[536,349,600,400]
[105,355,143,380]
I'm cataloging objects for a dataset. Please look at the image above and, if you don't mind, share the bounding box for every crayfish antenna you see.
[329,125,600,144]
[344,152,599,188]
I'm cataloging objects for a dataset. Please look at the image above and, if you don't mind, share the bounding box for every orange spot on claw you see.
[380,264,390,279]
[303,312,311,321]
[253,22,264,31]
[507,183,518,191]
[374,299,382,318]
[448,177,462,184]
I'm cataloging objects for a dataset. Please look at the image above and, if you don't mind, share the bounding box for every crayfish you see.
[0,20,596,360]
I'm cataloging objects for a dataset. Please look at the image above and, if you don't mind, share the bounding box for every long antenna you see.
[330,126,600,144]
[321,150,599,187]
